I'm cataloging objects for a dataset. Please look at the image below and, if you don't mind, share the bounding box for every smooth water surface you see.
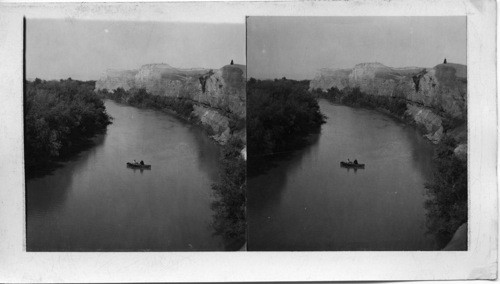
[27,100,224,251]
[248,100,438,251]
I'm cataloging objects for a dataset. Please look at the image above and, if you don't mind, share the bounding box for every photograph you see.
[24,18,246,251]
[247,16,467,251]
[0,1,496,282]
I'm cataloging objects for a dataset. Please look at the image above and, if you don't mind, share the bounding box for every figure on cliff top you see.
[230,59,234,65]
[443,58,447,64]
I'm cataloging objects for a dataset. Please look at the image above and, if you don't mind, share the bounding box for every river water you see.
[27,100,225,251]
[248,100,439,251]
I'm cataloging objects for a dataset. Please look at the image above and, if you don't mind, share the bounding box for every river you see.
[248,99,439,251]
[26,100,225,251]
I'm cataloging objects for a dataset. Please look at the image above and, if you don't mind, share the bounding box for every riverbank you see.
[248,100,438,250]
[24,79,112,178]
[247,78,325,176]
[314,86,467,249]
[27,100,227,251]
[97,88,247,250]
[97,88,245,145]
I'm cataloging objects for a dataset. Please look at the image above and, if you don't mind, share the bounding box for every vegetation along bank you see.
[247,77,326,176]
[95,63,247,250]
[310,62,467,248]
[24,78,112,177]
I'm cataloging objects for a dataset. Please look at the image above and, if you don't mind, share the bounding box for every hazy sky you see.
[27,19,245,80]
[247,17,466,80]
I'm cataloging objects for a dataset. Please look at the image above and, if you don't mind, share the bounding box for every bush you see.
[25,79,112,174]
[247,78,326,159]
[211,137,246,250]
[425,135,467,247]
[317,87,408,117]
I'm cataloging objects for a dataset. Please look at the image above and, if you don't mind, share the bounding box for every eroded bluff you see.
[310,62,467,155]
[95,63,246,144]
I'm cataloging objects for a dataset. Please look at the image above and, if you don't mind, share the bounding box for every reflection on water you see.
[248,100,439,251]
[27,100,226,251]
[340,166,363,173]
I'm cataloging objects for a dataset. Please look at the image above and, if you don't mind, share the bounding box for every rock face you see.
[406,104,443,143]
[310,62,467,148]
[96,63,246,144]
[311,62,466,119]
[192,105,231,144]
[199,65,246,117]
[96,69,138,91]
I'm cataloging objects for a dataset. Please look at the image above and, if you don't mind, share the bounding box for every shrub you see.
[25,79,112,174]
[211,137,246,250]
[247,78,326,159]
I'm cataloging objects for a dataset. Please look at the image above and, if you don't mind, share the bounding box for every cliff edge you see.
[310,62,467,151]
[95,63,246,144]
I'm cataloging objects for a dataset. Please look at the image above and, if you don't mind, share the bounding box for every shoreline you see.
[317,97,466,250]
[103,98,247,251]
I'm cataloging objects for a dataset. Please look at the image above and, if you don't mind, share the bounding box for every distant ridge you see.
[310,61,467,120]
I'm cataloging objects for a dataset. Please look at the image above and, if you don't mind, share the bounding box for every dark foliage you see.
[211,137,246,250]
[247,78,326,164]
[25,79,112,175]
[441,116,466,133]
[97,87,195,119]
[317,86,408,117]
[425,135,467,247]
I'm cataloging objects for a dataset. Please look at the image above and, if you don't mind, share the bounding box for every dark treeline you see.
[313,85,467,248]
[211,138,246,250]
[97,88,195,119]
[97,87,246,136]
[312,86,408,117]
[247,78,326,175]
[314,86,464,132]
[25,78,112,176]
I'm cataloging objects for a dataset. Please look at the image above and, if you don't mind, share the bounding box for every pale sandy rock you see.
[241,146,247,161]
[405,104,444,143]
[96,63,246,118]
[454,143,467,161]
[95,69,138,91]
[310,62,467,120]
[134,64,207,98]
[201,64,246,117]
[309,68,351,91]
[192,105,230,144]
[95,63,246,145]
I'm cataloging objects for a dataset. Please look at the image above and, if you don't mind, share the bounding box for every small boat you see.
[340,161,365,168]
[126,162,152,169]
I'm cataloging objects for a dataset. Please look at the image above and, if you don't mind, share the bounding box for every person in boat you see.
[133,159,138,165]
[347,158,351,163]
[140,160,144,165]
[354,159,358,164]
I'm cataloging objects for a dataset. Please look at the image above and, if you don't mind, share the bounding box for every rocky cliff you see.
[95,63,246,144]
[310,62,467,152]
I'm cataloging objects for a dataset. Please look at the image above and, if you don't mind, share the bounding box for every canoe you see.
[340,161,365,168]
[126,162,152,169]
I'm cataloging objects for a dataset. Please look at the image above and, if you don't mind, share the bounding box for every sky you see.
[247,17,466,80]
[26,19,245,80]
